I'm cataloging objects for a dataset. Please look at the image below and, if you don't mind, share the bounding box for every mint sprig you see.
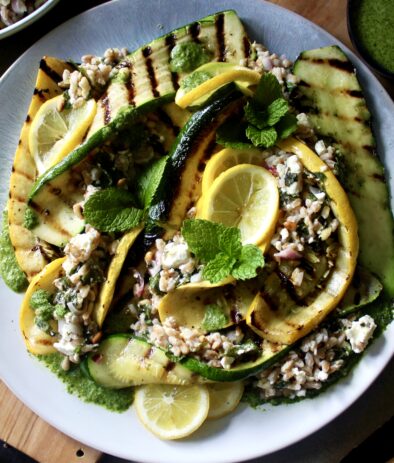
[216,73,297,149]
[181,219,264,283]
[84,188,144,232]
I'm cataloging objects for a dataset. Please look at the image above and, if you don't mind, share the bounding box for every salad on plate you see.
[1,10,393,440]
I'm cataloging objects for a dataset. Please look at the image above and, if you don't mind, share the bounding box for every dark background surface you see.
[0,1,393,462]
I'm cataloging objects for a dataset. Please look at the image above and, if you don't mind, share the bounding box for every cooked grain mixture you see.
[0,0,47,29]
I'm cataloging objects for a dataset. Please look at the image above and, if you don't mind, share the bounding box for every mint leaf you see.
[218,226,242,258]
[276,113,298,139]
[84,188,144,232]
[181,219,221,261]
[265,98,289,126]
[216,117,253,149]
[203,253,236,283]
[255,73,283,107]
[244,102,267,129]
[137,156,168,208]
[232,244,264,280]
[201,304,229,332]
[180,71,212,92]
[246,125,277,148]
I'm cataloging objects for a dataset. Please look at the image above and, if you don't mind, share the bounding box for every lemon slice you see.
[198,164,279,245]
[202,147,266,196]
[175,63,261,109]
[134,384,210,440]
[29,95,97,175]
[207,382,244,419]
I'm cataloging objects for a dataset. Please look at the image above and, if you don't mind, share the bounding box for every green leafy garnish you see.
[137,156,168,209]
[255,72,283,107]
[180,71,212,92]
[181,219,264,283]
[217,73,297,150]
[84,188,144,232]
[216,117,253,149]
[201,304,229,332]
[246,125,277,148]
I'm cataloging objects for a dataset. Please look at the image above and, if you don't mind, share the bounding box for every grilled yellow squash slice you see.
[246,138,359,344]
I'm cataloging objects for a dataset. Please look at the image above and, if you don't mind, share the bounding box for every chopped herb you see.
[23,207,39,230]
[201,304,229,332]
[170,42,211,73]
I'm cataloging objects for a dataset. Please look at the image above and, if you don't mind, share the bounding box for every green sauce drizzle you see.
[38,353,134,412]
[23,207,39,230]
[0,210,28,292]
[170,42,211,73]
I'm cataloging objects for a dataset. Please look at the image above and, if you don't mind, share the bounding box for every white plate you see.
[0,1,393,462]
[0,0,59,40]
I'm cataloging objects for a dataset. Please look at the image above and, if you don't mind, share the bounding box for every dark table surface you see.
[0,1,393,463]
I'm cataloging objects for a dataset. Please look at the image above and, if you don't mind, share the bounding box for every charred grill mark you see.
[298,79,311,88]
[164,361,176,372]
[102,94,111,125]
[157,108,179,136]
[189,22,201,42]
[25,115,31,123]
[215,13,225,62]
[201,137,217,163]
[29,200,71,237]
[14,168,34,182]
[165,34,179,90]
[347,89,363,98]
[372,172,386,182]
[142,46,152,58]
[328,58,354,73]
[39,58,63,83]
[276,270,300,303]
[126,66,135,106]
[259,290,279,312]
[34,88,50,101]
[362,144,375,153]
[243,37,251,59]
[146,57,160,98]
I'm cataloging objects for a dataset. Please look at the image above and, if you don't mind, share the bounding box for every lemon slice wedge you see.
[207,382,244,419]
[175,63,261,109]
[198,164,279,245]
[202,147,266,196]
[134,384,210,440]
[29,95,97,175]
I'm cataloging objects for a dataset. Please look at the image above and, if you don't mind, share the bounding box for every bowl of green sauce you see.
[347,0,394,78]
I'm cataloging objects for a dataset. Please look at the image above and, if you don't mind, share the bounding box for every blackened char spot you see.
[215,13,225,62]
[165,34,179,90]
[164,361,176,372]
[347,89,363,98]
[188,22,201,42]
[362,144,374,153]
[25,115,31,123]
[230,309,243,324]
[34,88,49,100]
[298,79,311,88]
[276,270,300,303]
[142,46,152,58]
[39,58,63,83]
[126,66,135,106]
[372,172,386,182]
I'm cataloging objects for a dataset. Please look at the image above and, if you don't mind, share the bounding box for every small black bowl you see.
[347,0,394,79]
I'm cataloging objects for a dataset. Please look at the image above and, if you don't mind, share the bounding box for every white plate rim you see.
[0,0,59,40]
[0,1,393,462]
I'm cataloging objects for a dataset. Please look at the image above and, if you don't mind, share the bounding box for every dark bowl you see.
[347,0,394,79]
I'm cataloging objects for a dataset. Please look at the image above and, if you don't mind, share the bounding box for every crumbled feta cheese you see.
[345,315,377,353]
